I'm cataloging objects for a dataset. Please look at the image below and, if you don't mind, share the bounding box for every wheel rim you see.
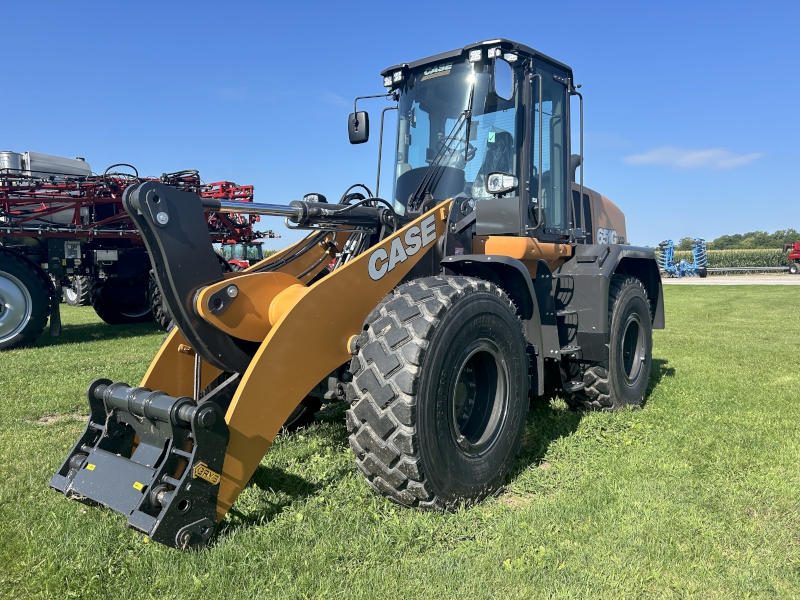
[64,280,78,303]
[449,339,509,456]
[119,302,151,319]
[0,271,33,342]
[620,313,645,385]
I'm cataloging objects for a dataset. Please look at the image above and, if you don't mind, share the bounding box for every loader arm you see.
[50,181,451,548]
[212,201,449,518]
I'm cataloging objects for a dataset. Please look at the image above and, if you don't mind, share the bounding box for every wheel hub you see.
[620,313,645,385]
[0,271,33,342]
[450,339,509,455]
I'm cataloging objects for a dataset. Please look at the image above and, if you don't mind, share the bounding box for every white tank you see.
[2,151,93,226]
[24,151,92,178]
[0,151,23,174]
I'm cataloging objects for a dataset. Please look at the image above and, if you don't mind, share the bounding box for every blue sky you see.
[4,0,797,247]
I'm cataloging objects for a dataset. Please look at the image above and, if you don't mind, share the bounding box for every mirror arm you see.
[353,93,394,127]
[376,105,398,197]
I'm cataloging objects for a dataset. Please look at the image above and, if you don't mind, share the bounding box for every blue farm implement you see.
[658,239,708,278]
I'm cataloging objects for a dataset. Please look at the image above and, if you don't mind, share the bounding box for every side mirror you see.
[348,111,370,144]
[486,172,518,196]
[491,58,513,101]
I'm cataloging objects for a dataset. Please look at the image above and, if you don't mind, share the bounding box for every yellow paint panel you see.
[241,232,344,284]
[477,236,572,276]
[140,327,223,397]
[214,200,452,519]
[196,272,301,342]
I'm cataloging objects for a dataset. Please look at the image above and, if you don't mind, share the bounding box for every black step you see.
[562,381,585,393]
[559,345,581,355]
[556,309,577,316]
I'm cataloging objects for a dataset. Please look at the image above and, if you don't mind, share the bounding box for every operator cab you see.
[381,39,578,243]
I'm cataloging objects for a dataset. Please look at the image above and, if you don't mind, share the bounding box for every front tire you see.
[571,275,653,410]
[346,276,529,510]
[790,263,799,275]
[0,252,51,350]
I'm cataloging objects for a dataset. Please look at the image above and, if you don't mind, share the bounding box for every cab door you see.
[529,62,569,241]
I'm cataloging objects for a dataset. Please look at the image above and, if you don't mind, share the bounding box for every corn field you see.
[668,249,790,268]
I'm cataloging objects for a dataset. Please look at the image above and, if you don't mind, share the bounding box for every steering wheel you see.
[435,138,477,169]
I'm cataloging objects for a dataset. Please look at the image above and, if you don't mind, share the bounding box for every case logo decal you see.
[368,214,437,281]
[421,62,453,81]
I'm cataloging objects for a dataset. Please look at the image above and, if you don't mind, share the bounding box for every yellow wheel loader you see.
[50,39,664,549]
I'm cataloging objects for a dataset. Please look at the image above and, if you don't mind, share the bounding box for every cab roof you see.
[380,38,574,79]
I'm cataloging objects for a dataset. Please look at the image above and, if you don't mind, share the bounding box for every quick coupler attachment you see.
[50,378,230,549]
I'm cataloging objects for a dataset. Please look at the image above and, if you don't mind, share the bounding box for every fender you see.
[557,244,665,361]
[442,253,546,395]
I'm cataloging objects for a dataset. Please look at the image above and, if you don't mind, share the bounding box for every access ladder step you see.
[562,381,586,393]
[559,345,581,355]
[556,309,577,316]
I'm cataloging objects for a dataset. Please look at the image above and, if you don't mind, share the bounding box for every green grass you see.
[1,287,799,599]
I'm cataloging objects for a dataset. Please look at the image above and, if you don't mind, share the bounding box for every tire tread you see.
[346,275,524,509]
[569,274,651,411]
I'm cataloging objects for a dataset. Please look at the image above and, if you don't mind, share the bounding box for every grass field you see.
[1,286,799,599]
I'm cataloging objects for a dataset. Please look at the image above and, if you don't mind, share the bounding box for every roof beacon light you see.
[392,70,403,83]
[468,49,482,63]
[487,47,501,59]
[503,53,518,62]
[383,75,393,88]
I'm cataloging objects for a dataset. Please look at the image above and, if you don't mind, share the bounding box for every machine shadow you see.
[511,397,583,478]
[33,321,162,348]
[642,358,674,408]
[221,360,675,533]
[509,358,675,479]
[220,403,352,534]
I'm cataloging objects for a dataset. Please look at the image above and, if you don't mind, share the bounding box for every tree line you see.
[674,229,800,251]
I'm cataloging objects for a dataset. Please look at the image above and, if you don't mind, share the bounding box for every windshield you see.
[392,58,521,214]
[247,244,263,260]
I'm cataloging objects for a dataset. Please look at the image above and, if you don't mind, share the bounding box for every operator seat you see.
[472,130,514,199]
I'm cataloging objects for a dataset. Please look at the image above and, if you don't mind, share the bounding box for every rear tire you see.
[346,276,529,510]
[698,267,708,278]
[0,252,51,350]
[570,275,653,410]
[63,275,92,306]
[91,278,153,324]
